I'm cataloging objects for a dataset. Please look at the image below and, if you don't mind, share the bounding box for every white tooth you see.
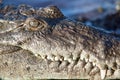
[73,54,78,60]
[80,55,84,60]
[106,58,117,70]
[59,61,69,70]
[51,57,55,61]
[68,60,75,70]
[55,56,59,61]
[107,68,113,76]
[100,70,107,79]
[96,60,107,70]
[74,60,86,69]
[41,55,47,59]
[64,57,67,61]
[89,66,100,76]
[51,56,55,61]
[60,57,63,61]
[89,54,97,63]
[80,50,88,60]
[47,55,55,61]
[34,53,38,57]
[55,55,62,61]
[85,58,89,62]
[68,58,73,63]
[64,55,72,62]
[47,56,50,60]
[84,62,93,74]
[92,62,96,66]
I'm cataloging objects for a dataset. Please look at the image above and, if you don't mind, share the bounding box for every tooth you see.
[80,54,84,60]
[92,62,96,66]
[49,61,60,71]
[107,68,114,76]
[34,53,38,57]
[89,54,97,64]
[89,66,100,76]
[55,56,59,61]
[47,54,55,61]
[59,60,69,70]
[108,62,117,70]
[51,57,55,61]
[106,58,117,70]
[84,62,93,74]
[68,60,76,72]
[69,60,75,66]
[64,55,73,62]
[55,55,63,61]
[73,53,79,60]
[68,58,73,63]
[72,50,81,60]
[47,56,51,60]
[60,57,64,61]
[100,69,107,79]
[96,60,107,70]
[74,60,86,70]
[41,55,47,59]
[85,58,89,62]
[80,50,89,61]
[64,57,68,61]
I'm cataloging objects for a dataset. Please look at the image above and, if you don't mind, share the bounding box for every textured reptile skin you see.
[0,5,120,80]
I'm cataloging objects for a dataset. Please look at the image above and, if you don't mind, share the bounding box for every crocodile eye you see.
[29,20,39,28]
[25,18,48,31]
[28,19,40,31]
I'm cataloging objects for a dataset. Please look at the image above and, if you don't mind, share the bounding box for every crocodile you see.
[0,5,120,80]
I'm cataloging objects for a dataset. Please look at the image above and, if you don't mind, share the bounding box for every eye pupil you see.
[29,20,39,28]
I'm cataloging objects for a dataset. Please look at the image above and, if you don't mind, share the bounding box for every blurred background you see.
[1,0,120,36]
[2,0,116,17]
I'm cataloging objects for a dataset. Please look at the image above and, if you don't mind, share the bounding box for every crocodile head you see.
[0,5,120,79]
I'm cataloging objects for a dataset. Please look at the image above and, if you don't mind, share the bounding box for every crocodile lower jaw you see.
[0,49,120,80]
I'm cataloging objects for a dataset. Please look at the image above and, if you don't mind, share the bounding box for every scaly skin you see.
[0,5,120,80]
